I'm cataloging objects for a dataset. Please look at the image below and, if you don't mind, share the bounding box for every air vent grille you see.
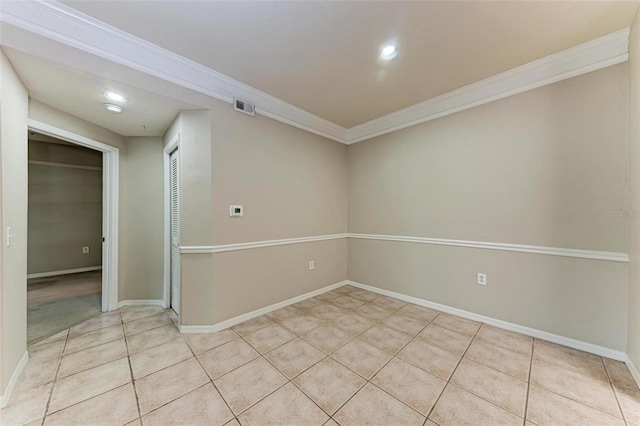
[234,98,255,116]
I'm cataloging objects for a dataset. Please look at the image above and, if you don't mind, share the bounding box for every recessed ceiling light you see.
[104,103,124,113]
[104,91,127,103]
[380,45,398,60]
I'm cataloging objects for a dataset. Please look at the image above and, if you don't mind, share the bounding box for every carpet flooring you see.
[27,271,102,345]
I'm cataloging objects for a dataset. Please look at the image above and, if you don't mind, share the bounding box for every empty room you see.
[1,1,640,425]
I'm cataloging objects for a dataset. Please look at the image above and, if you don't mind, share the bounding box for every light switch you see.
[6,227,13,248]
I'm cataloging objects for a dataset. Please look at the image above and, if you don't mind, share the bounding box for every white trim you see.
[347,280,626,361]
[625,354,640,389]
[346,28,630,143]
[163,134,180,311]
[348,233,628,263]
[0,351,29,408]
[179,280,347,333]
[180,233,348,254]
[27,266,102,279]
[28,119,119,311]
[0,0,348,144]
[0,2,629,145]
[28,160,102,171]
[117,299,166,309]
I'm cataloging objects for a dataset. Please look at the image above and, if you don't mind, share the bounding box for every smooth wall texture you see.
[628,9,640,373]
[0,51,29,399]
[122,137,165,300]
[28,141,103,274]
[348,64,629,350]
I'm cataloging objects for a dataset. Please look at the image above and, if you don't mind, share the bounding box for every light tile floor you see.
[2,285,639,425]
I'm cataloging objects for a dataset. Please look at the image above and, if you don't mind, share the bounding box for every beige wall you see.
[28,141,103,274]
[167,100,348,325]
[0,51,29,399]
[348,64,629,350]
[628,10,640,372]
[122,137,165,300]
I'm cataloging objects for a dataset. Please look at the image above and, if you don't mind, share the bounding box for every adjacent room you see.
[1,1,640,425]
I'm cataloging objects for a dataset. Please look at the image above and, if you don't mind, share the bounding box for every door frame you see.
[27,119,120,311]
[163,134,180,310]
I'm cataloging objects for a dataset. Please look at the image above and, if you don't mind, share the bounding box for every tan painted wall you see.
[0,51,29,398]
[122,137,165,300]
[27,141,103,274]
[348,64,629,350]
[628,10,640,372]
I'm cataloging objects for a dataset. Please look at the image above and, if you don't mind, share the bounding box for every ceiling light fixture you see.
[104,103,124,113]
[380,45,398,60]
[104,91,127,103]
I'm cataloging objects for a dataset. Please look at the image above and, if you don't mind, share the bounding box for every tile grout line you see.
[522,336,536,425]
[602,356,630,424]
[39,328,71,424]
[122,310,145,425]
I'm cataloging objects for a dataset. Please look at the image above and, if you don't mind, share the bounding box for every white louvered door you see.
[170,149,181,315]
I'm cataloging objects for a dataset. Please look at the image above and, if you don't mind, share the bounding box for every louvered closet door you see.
[170,149,181,315]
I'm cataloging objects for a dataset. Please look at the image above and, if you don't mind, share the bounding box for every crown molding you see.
[347,27,630,143]
[0,0,349,143]
[0,1,630,145]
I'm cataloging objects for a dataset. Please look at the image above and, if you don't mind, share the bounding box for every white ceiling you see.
[58,0,639,128]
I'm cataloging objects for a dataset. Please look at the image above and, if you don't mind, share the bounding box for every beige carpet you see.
[27,271,102,345]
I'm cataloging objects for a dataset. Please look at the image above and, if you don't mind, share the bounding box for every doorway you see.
[28,120,120,342]
[27,131,104,343]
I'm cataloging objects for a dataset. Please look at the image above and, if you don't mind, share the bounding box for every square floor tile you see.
[347,289,378,302]
[130,337,193,379]
[526,385,624,426]
[381,313,427,336]
[353,303,395,321]
[307,303,346,321]
[123,312,171,337]
[264,338,325,378]
[182,329,238,354]
[330,295,366,310]
[430,313,480,337]
[397,338,460,381]
[0,382,52,426]
[141,384,234,426]
[614,386,640,425]
[331,339,392,379]
[302,324,353,354]
[126,323,180,355]
[533,339,608,381]
[239,382,329,425]
[450,358,527,417]
[418,324,473,356]
[121,305,166,323]
[293,357,366,415]
[64,324,124,355]
[48,358,131,413]
[359,324,413,355]
[265,306,303,323]
[530,359,621,417]
[475,324,533,357]
[465,339,530,381]
[69,312,121,336]
[395,304,439,323]
[28,339,66,362]
[430,384,522,426]
[232,316,275,336]
[371,358,446,416]
[197,338,259,379]
[370,295,406,310]
[277,313,323,335]
[58,338,127,378]
[13,357,58,394]
[329,312,375,336]
[334,383,425,425]
[313,290,343,303]
[604,358,640,391]
[214,357,287,415]
[44,384,138,426]
[243,323,296,353]
[292,298,326,313]
[135,357,209,415]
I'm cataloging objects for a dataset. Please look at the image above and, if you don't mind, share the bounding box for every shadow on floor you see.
[27,271,102,345]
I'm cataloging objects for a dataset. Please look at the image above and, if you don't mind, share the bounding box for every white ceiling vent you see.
[233,97,255,116]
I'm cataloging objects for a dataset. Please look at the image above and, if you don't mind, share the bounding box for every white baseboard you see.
[347,280,626,361]
[27,266,102,279]
[180,280,348,333]
[0,351,29,408]
[118,299,166,309]
[625,354,640,388]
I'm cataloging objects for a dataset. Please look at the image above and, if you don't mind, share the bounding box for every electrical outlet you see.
[309,260,315,270]
[477,273,487,285]
[82,246,90,254]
